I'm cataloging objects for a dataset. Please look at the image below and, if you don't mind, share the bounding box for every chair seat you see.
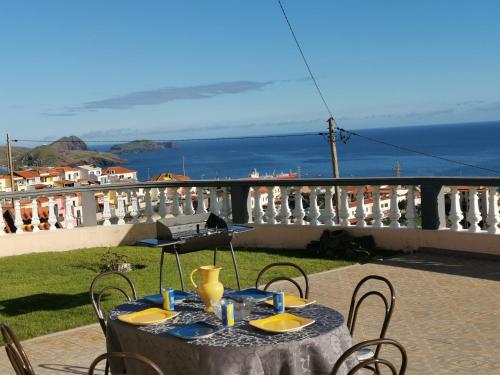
[356,347,375,361]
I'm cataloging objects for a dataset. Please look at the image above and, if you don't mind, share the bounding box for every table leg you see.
[229,242,241,290]
[174,247,186,291]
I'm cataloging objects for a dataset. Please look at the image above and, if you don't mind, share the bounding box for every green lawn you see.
[0,246,353,340]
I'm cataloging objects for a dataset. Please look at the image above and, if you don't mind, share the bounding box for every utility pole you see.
[327,117,341,222]
[6,134,15,192]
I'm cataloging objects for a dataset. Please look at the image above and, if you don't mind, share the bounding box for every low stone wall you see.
[1,223,500,258]
[0,224,156,257]
[233,224,500,257]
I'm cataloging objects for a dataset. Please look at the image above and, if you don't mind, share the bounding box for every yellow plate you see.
[264,295,316,309]
[249,312,315,333]
[118,308,179,325]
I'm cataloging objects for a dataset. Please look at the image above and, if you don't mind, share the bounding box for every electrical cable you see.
[12,132,321,144]
[277,0,500,175]
[277,0,334,119]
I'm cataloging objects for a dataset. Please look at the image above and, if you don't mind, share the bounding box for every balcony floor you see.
[1,252,499,374]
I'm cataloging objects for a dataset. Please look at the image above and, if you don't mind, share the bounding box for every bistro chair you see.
[0,323,36,375]
[331,338,407,375]
[347,275,396,362]
[88,352,165,375]
[255,262,310,298]
[89,270,138,335]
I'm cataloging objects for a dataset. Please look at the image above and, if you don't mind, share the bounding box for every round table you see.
[106,297,355,375]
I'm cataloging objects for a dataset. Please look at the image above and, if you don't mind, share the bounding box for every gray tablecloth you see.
[107,298,355,375]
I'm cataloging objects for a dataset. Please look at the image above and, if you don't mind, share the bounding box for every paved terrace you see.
[1,252,499,374]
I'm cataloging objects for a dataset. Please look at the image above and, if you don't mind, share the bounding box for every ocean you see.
[104,121,500,181]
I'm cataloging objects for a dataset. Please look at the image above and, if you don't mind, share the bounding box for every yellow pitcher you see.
[190,265,224,312]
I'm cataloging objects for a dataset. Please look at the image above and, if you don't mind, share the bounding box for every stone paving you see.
[1,252,499,374]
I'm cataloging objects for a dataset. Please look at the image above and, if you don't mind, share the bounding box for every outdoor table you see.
[106,295,356,375]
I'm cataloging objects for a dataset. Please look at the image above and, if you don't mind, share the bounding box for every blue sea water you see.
[103,121,500,181]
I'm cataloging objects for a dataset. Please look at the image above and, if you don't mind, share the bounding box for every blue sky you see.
[1,1,499,143]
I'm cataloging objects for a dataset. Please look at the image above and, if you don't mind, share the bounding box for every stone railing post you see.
[420,183,443,230]
[230,185,250,224]
[80,190,97,227]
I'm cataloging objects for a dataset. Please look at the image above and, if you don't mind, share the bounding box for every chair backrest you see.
[88,352,165,375]
[0,323,36,375]
[331,338,407,375]
[255,262,309,298]
[347,275,395,340]
[89,271,137,335]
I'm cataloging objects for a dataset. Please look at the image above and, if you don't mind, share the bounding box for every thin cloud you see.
[70,80,275,112]
[40,112,77,117]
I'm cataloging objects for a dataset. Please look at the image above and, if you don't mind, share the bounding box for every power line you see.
[277,1,500,175]
[12,132,321,145]
[321,128,500,175]
[277,0,334,118]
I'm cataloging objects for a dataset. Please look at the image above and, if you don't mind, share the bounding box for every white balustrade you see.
[487,186,500,234]
[196,187,207,214]
[117,193,126,225]
[323,187,335,226]
[449,186,463,231]
[308,187,320,226]
[130,191,140,224]
[265,186,278,224]
[184,187,195,216]
[355,187,366,227]
[371,186,383,228]
[339,187,350,227]
[246,188,253,223]
[406,186,417,229]
[158,188,167,219]
[172,188,182,217]
[14,199,23,233]
[209,187,220,216]
[2,181,500,238]
[293,187,305,225]
[466,187,481,233]
[220,187,231,221]
[102,195,112,226]
[31,198,40,232]
[389,186,401,228]
[0,200,5,235]
[252,186,264,224]
[279,186,291,225]
[437,187,446,230]
[65,196,75,229]
[48,196,57,231]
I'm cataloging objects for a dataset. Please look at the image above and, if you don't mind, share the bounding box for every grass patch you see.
[0,246,353,340]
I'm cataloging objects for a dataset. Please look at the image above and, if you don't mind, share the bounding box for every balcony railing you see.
[1,177,500,236]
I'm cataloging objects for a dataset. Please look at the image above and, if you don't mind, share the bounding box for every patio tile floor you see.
[1,252,499,374]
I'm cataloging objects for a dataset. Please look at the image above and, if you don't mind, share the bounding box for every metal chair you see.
[347,275,396,364]
[89,271,138,335]
[0,323,36,375]
[330,338,407,375]
[88,352,165,375]
[255,262,310,298]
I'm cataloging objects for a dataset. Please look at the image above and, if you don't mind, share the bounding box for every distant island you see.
[4,136,125,168]
[110,139,176,154]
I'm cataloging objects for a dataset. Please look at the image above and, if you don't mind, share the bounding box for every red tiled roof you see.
[102,166,137,175]
[14,170,40,178]
[53,166,79,173]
